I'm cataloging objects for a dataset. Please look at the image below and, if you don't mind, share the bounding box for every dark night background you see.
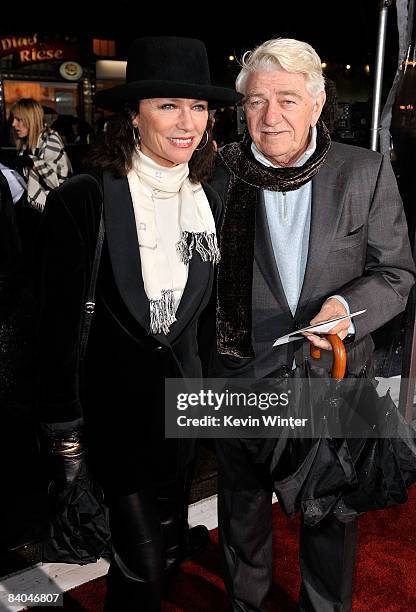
[0,0,400,97]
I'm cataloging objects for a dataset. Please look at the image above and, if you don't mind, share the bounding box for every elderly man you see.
[210,38,415,611]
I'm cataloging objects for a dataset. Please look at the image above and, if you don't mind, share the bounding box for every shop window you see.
[4,80,79,115]
[3,80,80,136]
[93,39,115,57]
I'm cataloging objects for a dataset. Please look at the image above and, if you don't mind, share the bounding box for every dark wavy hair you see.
[85,103,215,183]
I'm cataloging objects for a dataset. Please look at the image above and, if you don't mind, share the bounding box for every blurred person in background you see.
[10,98,72,212]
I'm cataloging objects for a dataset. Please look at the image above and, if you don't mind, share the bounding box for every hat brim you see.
[94,80,242,111]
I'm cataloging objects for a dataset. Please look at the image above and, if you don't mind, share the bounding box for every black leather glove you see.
[39,418,85,493]
[15,150,34,171]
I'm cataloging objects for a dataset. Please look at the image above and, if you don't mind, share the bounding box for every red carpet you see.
[35,485,416,611]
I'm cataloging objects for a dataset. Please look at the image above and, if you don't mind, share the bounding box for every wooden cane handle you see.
[310,334,347,380]
[310,345,321,360]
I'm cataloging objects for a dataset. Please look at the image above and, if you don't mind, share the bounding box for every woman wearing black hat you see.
[35,37,240,611]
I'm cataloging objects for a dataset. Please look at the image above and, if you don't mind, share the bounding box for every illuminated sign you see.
[59,61,83,81]
[0,34,39,55]
[0,34,80,67]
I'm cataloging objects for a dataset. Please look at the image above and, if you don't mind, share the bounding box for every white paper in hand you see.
[273,309,367,347]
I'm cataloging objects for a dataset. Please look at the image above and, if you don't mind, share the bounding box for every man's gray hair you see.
[236,38,325,100]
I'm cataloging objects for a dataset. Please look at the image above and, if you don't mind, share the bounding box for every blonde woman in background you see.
[10,98,72,211]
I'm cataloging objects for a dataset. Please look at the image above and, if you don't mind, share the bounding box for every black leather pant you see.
[216,439,357,612]
[103,473,191,612]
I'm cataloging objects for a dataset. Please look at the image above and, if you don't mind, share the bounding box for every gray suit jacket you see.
[210,141,416,378]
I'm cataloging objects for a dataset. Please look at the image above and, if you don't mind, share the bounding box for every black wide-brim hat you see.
[94,36,242,111]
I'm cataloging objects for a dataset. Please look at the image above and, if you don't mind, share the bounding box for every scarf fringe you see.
[27,195,46,212]
[150,290,177,335]
[176,231,221,265]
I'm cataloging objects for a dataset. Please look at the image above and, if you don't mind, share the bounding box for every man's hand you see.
[302,297,350,351]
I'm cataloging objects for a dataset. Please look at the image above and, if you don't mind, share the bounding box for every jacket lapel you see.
[170,249,212,340]
[295,150,346,318]
[255,189,292,314]
[166,184,214,340]
[102,171,167,341]
[102,171,212,346]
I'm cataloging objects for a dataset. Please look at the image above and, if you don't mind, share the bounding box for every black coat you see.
[36,171,222,495]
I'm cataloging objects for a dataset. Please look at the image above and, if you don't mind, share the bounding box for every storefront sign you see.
[59,61,83,81]
[0,34,80,67]
[0,34,38,55]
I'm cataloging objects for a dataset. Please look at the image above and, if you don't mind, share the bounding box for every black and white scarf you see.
[23,129,72,211]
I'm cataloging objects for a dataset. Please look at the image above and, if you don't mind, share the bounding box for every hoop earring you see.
[195,130,209,151]
[132,125,141,147]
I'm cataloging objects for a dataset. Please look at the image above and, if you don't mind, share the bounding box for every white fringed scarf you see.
[127,151,220,335]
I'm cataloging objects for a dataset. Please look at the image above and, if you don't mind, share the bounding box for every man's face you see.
[243,69,325,166]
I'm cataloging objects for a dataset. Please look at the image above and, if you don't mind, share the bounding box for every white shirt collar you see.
[251,126,317,168]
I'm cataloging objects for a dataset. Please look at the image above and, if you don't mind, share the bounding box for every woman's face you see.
[12,115,29,138]
[135,98,209,167]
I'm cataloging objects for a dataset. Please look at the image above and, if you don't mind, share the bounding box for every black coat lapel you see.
[255,189,292,314]
[165,184,214,340]
[103,171,212,345]
[169,250,212,341]
[102,171,163,340]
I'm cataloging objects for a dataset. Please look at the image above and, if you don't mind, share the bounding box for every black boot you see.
[158,468,210,579]
[181,524,210,560]
[104,548,163,612]
[160,466,210,577]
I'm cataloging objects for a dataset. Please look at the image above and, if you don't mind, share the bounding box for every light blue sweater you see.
[252,129,316,315]
[252,129,354,331]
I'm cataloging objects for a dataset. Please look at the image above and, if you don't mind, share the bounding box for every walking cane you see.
[310,335,347,380]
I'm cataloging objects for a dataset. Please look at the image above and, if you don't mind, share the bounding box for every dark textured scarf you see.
[217,120,331,358]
